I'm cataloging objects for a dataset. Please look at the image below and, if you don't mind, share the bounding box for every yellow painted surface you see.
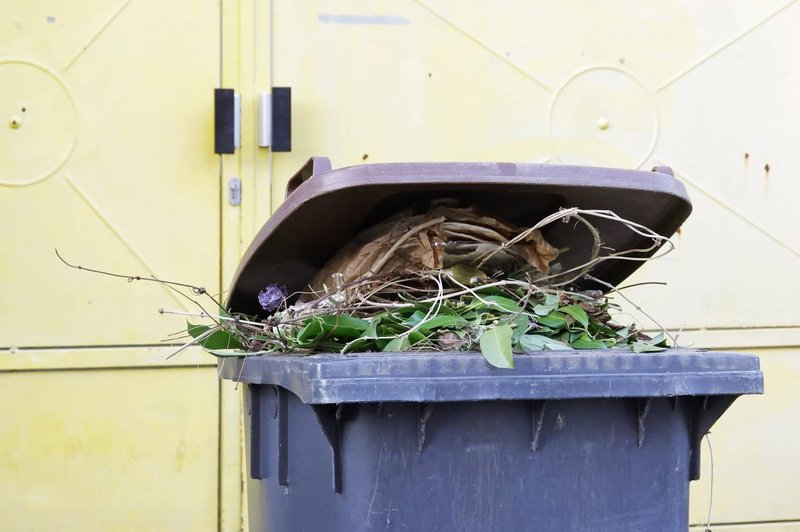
[1,0,239,530]
[217,0,276,527]
[690,348,800,526]
[2,0,799,530]
[1,0,220,347]
[0,345,216,372]
[0,363,219,531]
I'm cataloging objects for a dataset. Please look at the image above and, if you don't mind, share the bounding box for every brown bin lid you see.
[227,158,691,317]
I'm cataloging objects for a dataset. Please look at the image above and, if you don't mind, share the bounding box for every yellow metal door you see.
[0,1,241,530]
[261,1,800,529]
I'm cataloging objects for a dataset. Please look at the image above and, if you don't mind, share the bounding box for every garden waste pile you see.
[188,200,671,368]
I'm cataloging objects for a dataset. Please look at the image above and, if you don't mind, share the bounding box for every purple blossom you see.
[258,284,288,312]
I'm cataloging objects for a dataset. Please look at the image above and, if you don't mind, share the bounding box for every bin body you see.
[221,351,763,532]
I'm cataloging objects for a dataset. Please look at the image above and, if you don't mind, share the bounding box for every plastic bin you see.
[220,158,764,532]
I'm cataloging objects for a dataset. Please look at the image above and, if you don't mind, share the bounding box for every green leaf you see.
[479,325,514,369]
[472,285,505,297]
[383,337,411,352]
[380,323,405,336]
[416,314,468,332]
[518,334,544,351]
[374,337,389,350]
[537,311,567,330]
[317,341,347,352]
[407,330,427,345]
[460,310,480,321]
[571,333,609,350]
[544,293,560,306]
[567,331,583,343]
[631,333,670,353]
[589,322,618,337]
[203,348,255,357]
[511,314,530,343]
[401,309,428,328]
[448,264,487,285]
[519,334,572,352]
[202,330,245,350]
[532,304,556,316]
[187,320,216,338]
[481,295,523,314]
[187,321,244,350]
[341,337,373,354]
[374,310,403,325]
[296,318,324,344]
[632,341,668,353]
[317,314,370,339]
[364,317,382,339]
[559,305,589,328]
[649,333,669,347]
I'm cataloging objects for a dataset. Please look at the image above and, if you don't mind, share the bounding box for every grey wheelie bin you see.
[219,158,764,532]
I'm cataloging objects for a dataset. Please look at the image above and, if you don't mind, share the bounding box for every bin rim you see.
[218,350,762,404]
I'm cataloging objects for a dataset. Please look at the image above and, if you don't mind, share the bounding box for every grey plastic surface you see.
[226,159,692,316]
[221,351,763,532]
[220,350,762,404]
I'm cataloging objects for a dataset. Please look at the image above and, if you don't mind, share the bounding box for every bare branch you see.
[55,249,225,309]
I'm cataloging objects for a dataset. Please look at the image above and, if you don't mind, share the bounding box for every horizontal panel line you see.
[1,343,191,351]
[0,365,216,375]
[691,518,800,528]
[654,325,800,333]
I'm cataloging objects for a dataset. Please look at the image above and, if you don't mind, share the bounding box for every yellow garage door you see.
[258,1,800,530]
[1,1,241,530]
[5,0,798,530]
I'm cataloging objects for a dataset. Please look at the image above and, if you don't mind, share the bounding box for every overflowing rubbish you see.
[187,200,672,368]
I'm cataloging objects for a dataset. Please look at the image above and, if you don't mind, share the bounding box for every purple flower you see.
[258,284,288,312]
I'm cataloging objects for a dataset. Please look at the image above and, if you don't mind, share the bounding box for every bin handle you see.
[285,156,332,198]
[651,165,674,177]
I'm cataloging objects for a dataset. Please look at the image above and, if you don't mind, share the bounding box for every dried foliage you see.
[188,205,671,368]
[59,204,674,368]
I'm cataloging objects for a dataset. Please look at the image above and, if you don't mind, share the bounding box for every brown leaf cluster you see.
[306,201,558,295]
